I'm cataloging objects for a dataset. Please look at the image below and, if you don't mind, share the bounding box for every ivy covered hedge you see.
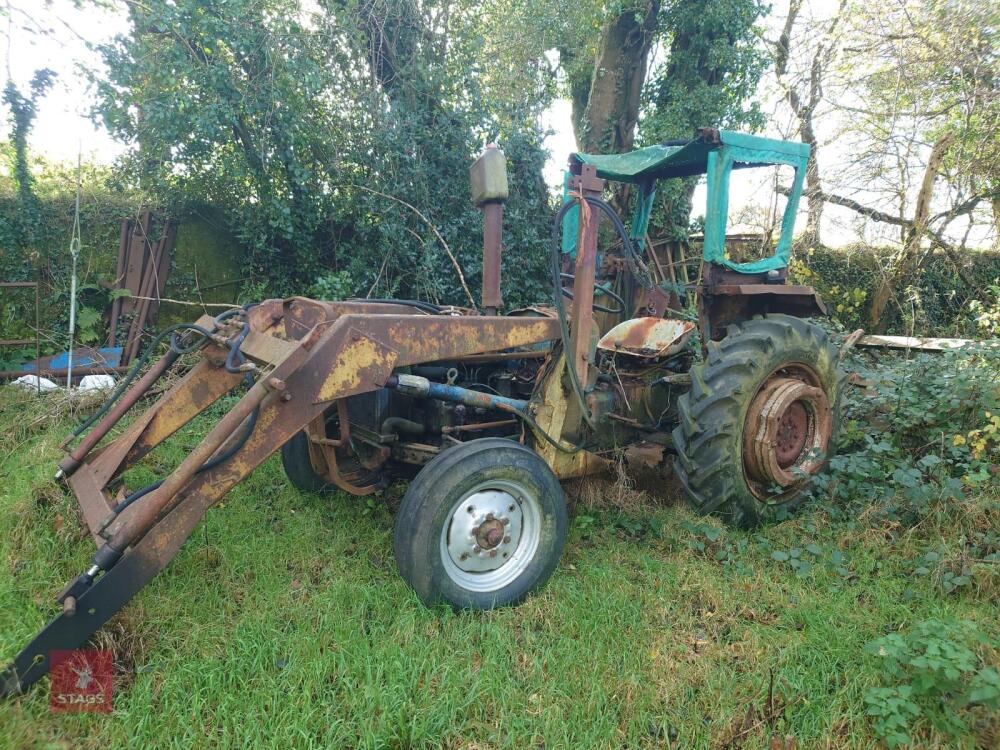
[1,163,998,371]
[791,243,1000,338]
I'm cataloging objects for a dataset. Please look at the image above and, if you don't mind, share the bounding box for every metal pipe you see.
[386,374,529,414]
[482,201,503,315]
[57,352,179,475]
[441,419,517,434]
[103,375,274,554]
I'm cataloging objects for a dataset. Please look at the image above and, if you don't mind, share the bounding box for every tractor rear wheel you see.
[393,438,568,609]
[281,407,385,495]
[673,314,846,527]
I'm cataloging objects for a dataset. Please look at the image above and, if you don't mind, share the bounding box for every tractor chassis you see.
[1,143,842,698]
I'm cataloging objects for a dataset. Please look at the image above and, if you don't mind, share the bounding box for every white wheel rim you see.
[439,478,542,592]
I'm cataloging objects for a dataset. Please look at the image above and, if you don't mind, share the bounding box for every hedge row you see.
[1,182,997,370]
[790,243,1000,338]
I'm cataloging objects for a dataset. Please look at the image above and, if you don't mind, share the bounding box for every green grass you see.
[0,387,996,749]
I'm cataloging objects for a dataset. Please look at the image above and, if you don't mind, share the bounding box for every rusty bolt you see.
[268,377,286,391]
[486,512,494,521]
[62,595,76,618]
[459,553,469,561]
[503,535,511,544]
[502,517,510,526]
[473,545,481,553]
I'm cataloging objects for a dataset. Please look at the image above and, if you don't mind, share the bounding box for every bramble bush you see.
[967,279,1000,337]
[791,244,1000,337]
[864,618,999,747]
[808,343,1000,524]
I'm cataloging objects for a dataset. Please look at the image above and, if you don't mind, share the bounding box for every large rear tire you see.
[393,438,568,609]
[281,407,384,496]
[673,314,846,527]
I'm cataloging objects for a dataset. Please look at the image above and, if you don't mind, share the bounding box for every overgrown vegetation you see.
[808,344,1000,524]
[0,336,996,748]
[864,618,999,748]
[791,245,1000,337]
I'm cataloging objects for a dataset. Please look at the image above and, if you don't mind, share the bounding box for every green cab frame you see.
[565,129,810,275]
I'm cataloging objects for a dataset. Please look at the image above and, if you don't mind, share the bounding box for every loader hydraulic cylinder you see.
[386,373,529,415]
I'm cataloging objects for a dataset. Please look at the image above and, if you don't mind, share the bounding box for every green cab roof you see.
[569,130,810,183]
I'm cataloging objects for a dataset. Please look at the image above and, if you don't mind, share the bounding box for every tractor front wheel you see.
[673,314,846,527]
[393,438,568,609]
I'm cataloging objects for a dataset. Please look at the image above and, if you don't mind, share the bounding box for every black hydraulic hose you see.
[224,322,252,373]
[519,407,583,454]
[550,195,645,430]
[558,272,626,314]
[71,322,217,439]
[73,305,257,440]
[101,373,261,527]
[351,297,442,314]
[586,196,653,290]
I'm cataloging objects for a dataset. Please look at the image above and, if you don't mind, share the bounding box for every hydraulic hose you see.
[558,272,626,314]
[99,373,261,530]
[549,194,645,430]
[351,298,442,314]
[70,322,216,439]
[72,306,256,440]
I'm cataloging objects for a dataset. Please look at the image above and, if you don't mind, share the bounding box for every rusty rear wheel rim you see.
[742,364,832,500]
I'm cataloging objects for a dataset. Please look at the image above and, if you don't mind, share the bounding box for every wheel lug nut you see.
[473,545,481,553]
[486,513,494,521]
[503,535,511,544]
[502,518,510,526]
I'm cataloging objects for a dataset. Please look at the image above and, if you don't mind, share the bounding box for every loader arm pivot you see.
[1,298,560,697]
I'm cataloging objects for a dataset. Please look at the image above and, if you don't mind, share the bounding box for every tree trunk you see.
[774,0,843,249]
[992,197,1000,247]
[575,2,660,154]
[868,133,954,332]
[357,0,422,103]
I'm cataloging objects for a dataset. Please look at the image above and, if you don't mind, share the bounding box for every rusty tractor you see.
[1,128,844,697]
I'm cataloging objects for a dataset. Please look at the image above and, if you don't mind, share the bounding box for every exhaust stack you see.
[470,144,508,315]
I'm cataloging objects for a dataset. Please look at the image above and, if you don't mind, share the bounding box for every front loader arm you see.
[1,299,560,697]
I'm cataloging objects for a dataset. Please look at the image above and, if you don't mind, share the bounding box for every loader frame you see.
[1,299,568,695]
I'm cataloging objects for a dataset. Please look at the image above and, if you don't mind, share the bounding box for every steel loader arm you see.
[1,298,559,697]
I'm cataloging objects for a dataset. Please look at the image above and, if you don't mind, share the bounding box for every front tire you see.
[673,314,846,527]
[393,438,568,609]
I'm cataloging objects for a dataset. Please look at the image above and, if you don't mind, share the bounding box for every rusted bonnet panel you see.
[307,314,562,404]
[281,297,433,342]
[597,317,695,359]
